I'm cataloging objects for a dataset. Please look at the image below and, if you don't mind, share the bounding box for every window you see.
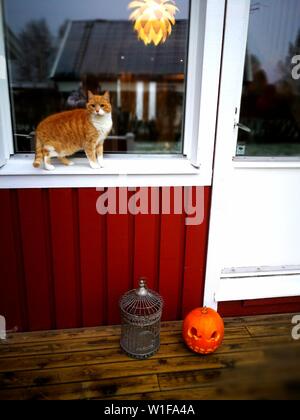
[0,0,225,188]
[3,0,190,155]
[237,0,300,157]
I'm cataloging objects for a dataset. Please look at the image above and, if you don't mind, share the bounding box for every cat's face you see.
[87,91,112,116]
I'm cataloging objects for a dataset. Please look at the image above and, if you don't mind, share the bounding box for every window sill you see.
[0,154,210,189]
[233,157,300,169]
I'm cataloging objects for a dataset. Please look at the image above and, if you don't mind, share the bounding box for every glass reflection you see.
[237,0,300,157]
[3,0,190,154]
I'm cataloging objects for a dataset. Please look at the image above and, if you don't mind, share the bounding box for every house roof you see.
[51,19,188,80]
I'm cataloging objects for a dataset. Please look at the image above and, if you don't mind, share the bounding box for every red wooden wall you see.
[0,187,211,332]
[219,297,300,317]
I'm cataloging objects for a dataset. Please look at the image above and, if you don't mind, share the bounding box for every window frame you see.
[0,0,225,189]
[0,0,13,168]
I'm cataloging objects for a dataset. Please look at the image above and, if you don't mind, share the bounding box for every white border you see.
[204,0,251,310]
[216,275,300,302]
[0,0,225,189]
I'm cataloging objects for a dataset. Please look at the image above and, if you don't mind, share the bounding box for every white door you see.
[205,0,300,309]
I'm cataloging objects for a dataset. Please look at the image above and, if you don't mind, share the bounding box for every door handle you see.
[235,122,252,133]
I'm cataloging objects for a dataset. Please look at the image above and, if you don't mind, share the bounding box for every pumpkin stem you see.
[202,307,208,314]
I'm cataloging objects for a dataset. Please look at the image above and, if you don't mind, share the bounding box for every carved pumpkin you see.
[183,307,224,355]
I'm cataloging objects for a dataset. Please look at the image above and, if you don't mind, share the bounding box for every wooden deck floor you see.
[0,313,300,400]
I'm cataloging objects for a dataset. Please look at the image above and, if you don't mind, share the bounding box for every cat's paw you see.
[44,164,55,171]
[67,161,75,166]
[97,158,104,168]
[89,161,101,169]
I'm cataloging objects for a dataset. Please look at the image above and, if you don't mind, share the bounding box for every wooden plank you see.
[104,376,300,401]
[0,374,159,401]
[0,351,265,389]
[159,187,186,321]
[49,189,81,329]
[246,324,293,338]
[158,352,300,393]
[78,189,106,327]
[105,354,300,400]
[182,187,211,318]
[3,322,183,345]
[0,331,183,359]
[1,316,263,347]
[106,189,134,325]
[223,313,298,327]
[0,326,249,359]
[0,315,298,400]
[0,190,24,331]
[17,190,53,331]
[97,387,219,400]
[0,334,296,374]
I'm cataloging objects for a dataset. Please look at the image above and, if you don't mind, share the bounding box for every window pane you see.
[237,0,300,157]
[3,0,190,154]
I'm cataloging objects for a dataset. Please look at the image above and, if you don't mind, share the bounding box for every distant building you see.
[51,19,188,138]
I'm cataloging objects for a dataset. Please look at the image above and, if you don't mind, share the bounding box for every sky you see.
[5,0,300,84]
[4,0,190,35]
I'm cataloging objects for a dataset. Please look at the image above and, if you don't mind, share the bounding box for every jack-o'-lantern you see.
[183,307,224,355]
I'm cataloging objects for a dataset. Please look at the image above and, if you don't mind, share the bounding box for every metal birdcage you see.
[119,278,164,359]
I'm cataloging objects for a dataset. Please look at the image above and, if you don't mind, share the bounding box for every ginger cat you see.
[33,91,112,170]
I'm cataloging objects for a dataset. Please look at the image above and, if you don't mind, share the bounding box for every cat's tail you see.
[33,137,43,168]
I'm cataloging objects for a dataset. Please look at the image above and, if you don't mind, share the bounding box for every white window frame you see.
[0,0,225,189]
[0,1,13,168]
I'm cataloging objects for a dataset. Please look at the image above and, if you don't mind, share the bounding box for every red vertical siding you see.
[106,189,135,324]
[0,187,211,332]
[78,189,107,327]
[219,298,300,317]
[49,189,81,329]
[159,188,186,321]
[0,191,24,331]
[133,188,160,291]
[182,187,211,318]
[17,190,53,331]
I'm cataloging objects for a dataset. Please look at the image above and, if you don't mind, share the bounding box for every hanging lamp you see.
[128,0,179,46]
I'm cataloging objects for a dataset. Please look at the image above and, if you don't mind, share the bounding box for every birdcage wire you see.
[119,278,163,359]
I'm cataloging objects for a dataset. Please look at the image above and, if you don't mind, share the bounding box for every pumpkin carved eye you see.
[211,331,219,341]
[189,327,201,340]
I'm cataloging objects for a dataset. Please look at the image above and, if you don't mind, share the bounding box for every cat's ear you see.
[88,91,94,101]
[103,91,110,102]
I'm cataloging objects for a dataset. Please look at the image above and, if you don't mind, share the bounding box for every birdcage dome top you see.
[119,278,163,318]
